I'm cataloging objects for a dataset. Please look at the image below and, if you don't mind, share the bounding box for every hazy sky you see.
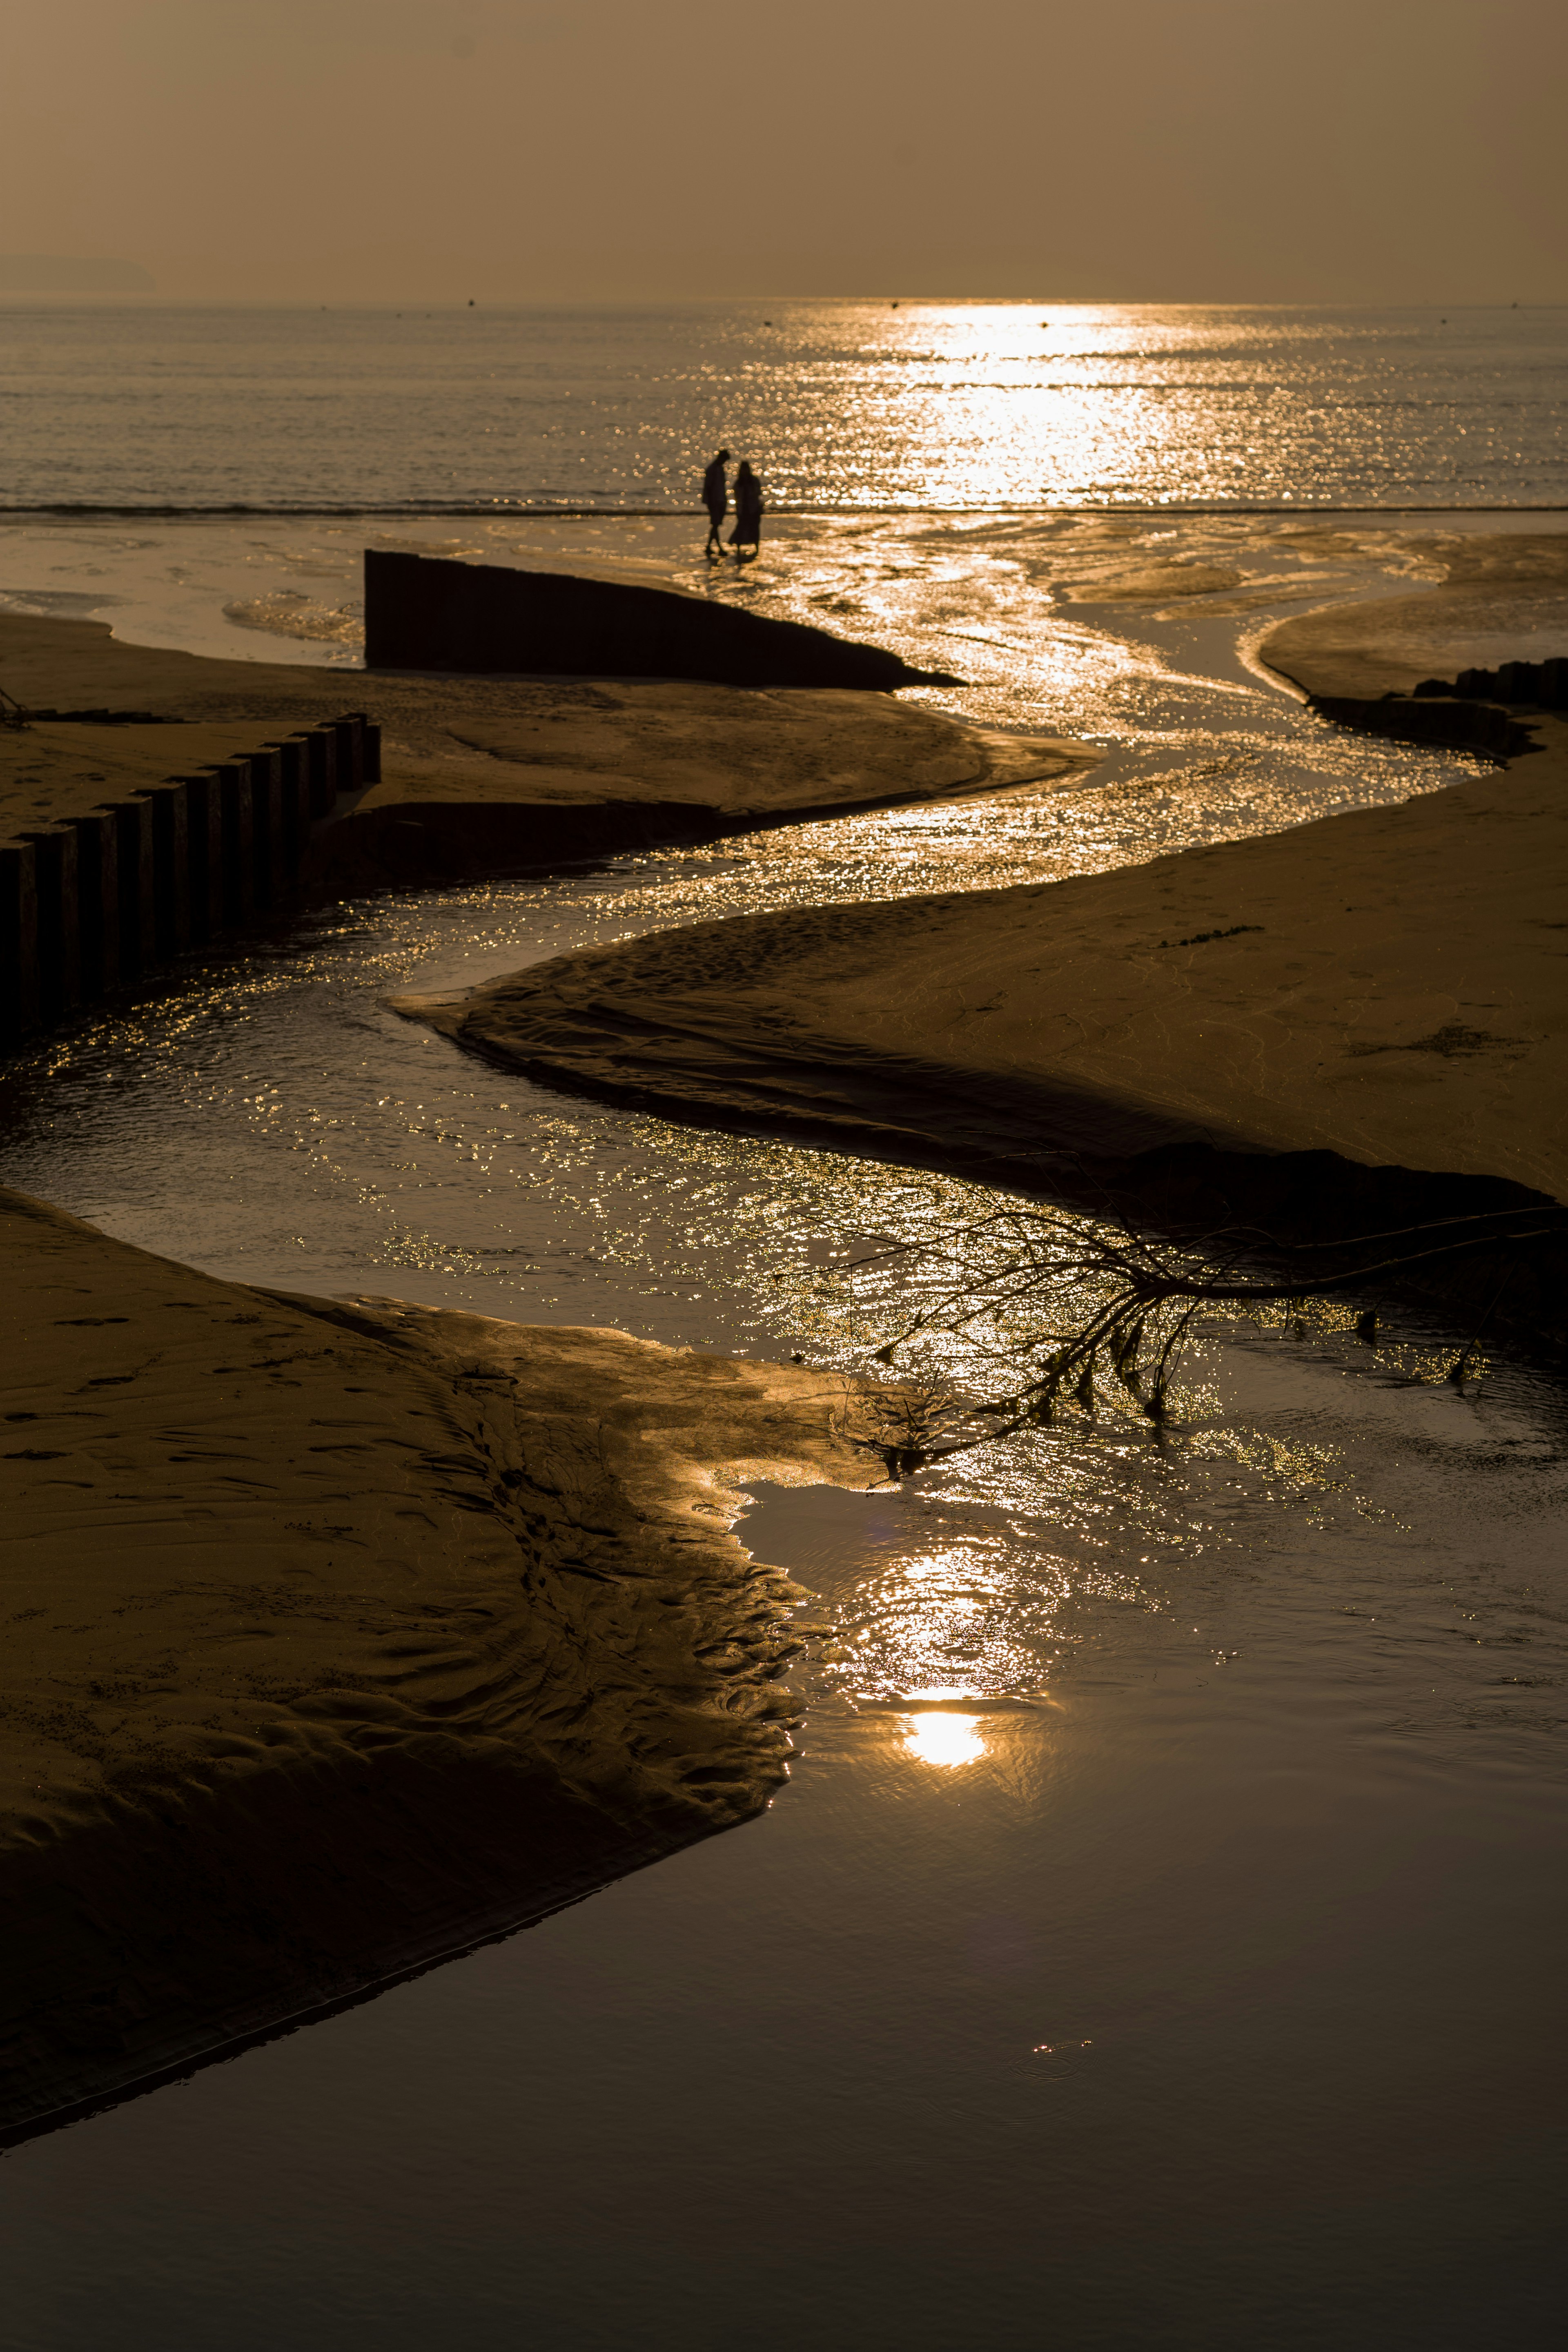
[4,0,1565,301]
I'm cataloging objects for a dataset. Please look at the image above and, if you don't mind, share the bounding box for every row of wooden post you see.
[0,712,380,1047]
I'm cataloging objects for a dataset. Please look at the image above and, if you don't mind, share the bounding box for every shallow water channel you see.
[3,569,1566,2347]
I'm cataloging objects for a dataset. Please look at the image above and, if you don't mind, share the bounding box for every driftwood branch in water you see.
[828,1202,1564,1478]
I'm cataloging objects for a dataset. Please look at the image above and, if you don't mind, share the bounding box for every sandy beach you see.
[399,725,1566,1197]
[4,264,1568,2333]
[394,552,1568,1335]
[4,532,1564,2146]
[0,596,1095,2135]
[1,608,1091,892]
[0,1181,893,2135]
[6,33,1568,2316]
[1260,531,1568,699]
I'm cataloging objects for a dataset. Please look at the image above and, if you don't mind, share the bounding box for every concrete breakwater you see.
[1,711,379,1045]
[364,548,958,690]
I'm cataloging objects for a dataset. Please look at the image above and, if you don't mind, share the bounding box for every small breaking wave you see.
[223,592,365,646]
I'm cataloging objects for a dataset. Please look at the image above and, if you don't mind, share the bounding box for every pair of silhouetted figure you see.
[702,450,763,561]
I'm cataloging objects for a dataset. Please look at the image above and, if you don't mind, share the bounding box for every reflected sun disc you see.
[903,1712,986,1768]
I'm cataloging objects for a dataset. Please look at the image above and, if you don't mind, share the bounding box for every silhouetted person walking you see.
[702,448,730,558]
[730,461,763,560]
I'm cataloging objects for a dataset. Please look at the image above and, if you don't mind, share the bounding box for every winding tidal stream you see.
[2,522,1565,2349]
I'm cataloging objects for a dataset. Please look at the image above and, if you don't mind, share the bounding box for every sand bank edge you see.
[0,1192,882,2140]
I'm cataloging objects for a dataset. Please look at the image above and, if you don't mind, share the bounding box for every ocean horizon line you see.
[6,501,1567,521]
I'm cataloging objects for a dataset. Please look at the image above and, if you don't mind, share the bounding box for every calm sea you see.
[2,299,1566,512]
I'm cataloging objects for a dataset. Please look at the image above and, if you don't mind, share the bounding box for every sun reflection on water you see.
[902,1711,987,1770]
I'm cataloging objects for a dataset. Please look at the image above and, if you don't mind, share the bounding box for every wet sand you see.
[1260,531,1568,699]
[397,723,1566,1200]
[394,557,1567,1325]
[0,609,1092,887]
[0,1183,889,2136]
[5,545,1561,2136]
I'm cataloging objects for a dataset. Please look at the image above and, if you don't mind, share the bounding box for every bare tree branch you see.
[823,1200,1561,1479]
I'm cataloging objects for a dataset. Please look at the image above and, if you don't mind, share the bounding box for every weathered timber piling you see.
[1,712,375,1050]
[0,844,40,1045]
[330,715,363,794]
[248,748,281,914]
[217,761,254,931]
[20,829,82,1022]
[141,784,190,960]
[182,772,223,947]
[70,812,118,1000]
[268,739,309,880]
[109,797,158,981]
[298,725,337,817]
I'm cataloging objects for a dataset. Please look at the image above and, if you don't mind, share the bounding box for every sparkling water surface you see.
[1,299,1566,512]
[0,323,1566,2347]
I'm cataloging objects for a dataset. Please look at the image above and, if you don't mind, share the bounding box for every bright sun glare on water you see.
[902,1709,988,1769]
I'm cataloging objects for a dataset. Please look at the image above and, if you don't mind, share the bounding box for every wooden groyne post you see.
[1,712,381,1049]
